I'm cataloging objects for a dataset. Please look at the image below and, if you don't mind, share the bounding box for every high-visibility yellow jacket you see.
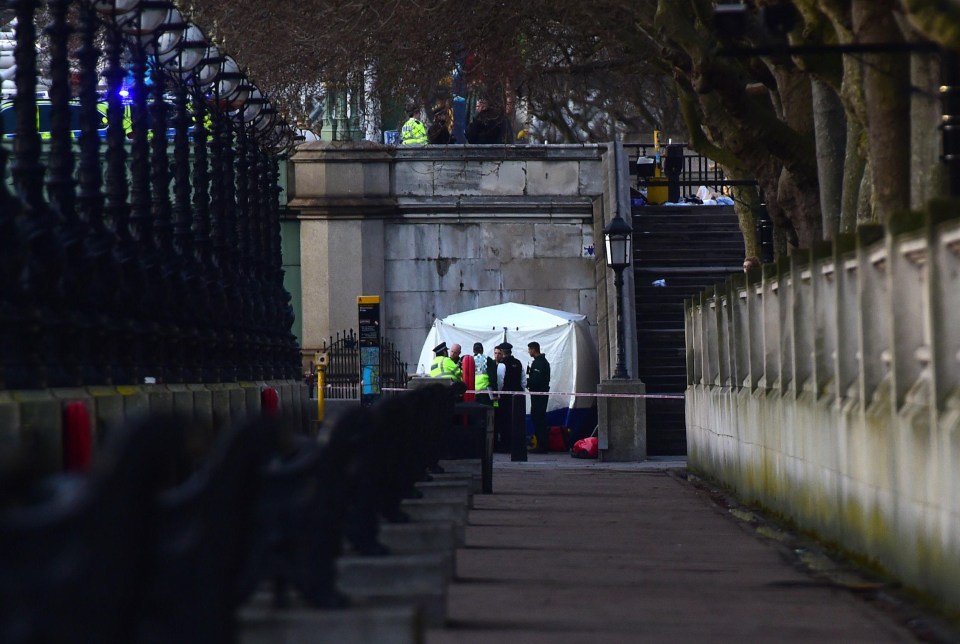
[430,355,461,380]
[400,116,427,145]
[473,353,491,391]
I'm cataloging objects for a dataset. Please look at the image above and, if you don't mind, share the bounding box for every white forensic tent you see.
[416,302,599,427]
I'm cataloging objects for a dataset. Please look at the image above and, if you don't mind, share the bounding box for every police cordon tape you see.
[381,387,685,400]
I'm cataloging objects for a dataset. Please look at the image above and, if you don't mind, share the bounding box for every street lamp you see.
[603,212,633,379]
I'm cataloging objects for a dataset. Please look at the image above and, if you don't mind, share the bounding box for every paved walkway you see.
[426,453,936,643]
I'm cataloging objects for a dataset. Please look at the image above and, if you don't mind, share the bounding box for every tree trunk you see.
[852,0,911,223]
[777,166,824,250]
[857,157,875,224]
[811,78,846,239]
[840,116,866,232]
[910,52,946,208]
[730,180,761,259]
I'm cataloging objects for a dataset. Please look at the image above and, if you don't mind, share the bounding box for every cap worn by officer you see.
[433,342,448,355]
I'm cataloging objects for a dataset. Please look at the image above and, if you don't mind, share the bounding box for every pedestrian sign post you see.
[315,351,328,424]
[357,295,381,407]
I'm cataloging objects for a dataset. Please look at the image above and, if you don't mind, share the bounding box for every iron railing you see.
[623,142,760,195]
[318,329,409,400]
[0,1,301,390]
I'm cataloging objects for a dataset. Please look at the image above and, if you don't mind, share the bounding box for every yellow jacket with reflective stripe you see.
[473,353,491,390]
[400,117,427,145]
[430,355,461,380]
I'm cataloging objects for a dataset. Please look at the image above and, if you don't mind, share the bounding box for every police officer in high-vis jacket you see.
[429,342,461,380]
[471,342,496,406]
[400,105,427,145]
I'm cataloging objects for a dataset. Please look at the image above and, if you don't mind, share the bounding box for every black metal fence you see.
[1,1,300,390]
[624,142,760,197]
[318,329,409,400]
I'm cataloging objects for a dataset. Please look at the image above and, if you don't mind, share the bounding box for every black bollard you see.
[236,435,349,610]
[137,416,275,644]
[337,405,392,556]
[510,392,528,462]
[0,415,181,643]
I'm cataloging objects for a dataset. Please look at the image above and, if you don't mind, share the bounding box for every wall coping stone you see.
[291,142,606,164]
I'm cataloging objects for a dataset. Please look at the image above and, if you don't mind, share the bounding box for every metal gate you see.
[318,329,409,400]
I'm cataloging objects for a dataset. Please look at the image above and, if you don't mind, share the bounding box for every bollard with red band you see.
[261,387,279,416]
[62,401,93,472]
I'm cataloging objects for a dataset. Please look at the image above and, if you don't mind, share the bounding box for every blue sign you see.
[358,296,381,406]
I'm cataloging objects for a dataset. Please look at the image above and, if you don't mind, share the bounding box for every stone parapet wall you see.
[685,203,960,609]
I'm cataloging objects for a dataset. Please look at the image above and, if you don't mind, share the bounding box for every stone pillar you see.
[597,379,646,462]
[288,143,394,354]
[300,217,385,351]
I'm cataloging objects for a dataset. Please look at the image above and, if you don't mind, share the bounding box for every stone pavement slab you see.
[426,453,920,643]
[240,603,421,644]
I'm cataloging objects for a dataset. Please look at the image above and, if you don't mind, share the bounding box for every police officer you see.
[472,342,496,406]
[526,342,551,453]
[429,342,461,380]
[400,105,427,145]
[495,342,527,461]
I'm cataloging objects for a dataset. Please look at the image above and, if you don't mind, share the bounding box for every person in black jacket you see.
[427,109,453,144]
[493,342,527,460]
[526,342,551,453]
[465,98,508,144]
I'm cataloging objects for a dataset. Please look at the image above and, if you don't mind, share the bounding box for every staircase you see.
[632,204,744,455]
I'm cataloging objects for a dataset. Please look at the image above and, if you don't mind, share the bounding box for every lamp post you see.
[603,212,633,379]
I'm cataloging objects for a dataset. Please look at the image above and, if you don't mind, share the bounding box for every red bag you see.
[571,436,598,459]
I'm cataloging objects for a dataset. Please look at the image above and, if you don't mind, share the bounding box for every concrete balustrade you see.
[685,203,960,610]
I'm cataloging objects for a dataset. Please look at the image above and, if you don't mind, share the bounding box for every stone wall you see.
[684,203,960,610]
[287,143,632,372]
[0,381,311,476]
